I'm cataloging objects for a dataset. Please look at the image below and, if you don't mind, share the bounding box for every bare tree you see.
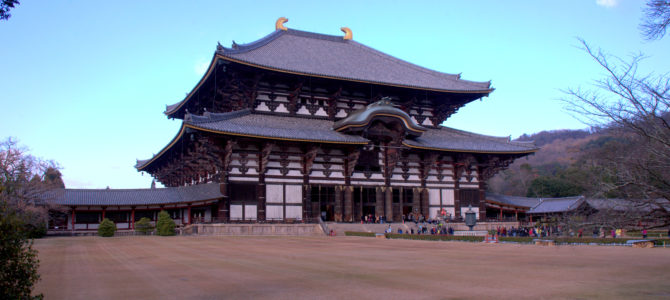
[641,0,670,40]
[562,39,670,227]
[0,137,64,234]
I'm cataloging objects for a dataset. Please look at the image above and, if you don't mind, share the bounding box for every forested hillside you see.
[488,128,613,198]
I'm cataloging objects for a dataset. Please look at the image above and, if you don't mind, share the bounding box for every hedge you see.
[345,231,670,246]
[344,231,376,237]
[98,218,116,237]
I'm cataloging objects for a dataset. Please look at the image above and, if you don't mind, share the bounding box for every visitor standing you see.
[642,228,648,239]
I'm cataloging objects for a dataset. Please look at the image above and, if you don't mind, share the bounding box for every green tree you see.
[134,217,153,235]
[97,218,116,237]
[0,203,42,299]
[156,211,175,236]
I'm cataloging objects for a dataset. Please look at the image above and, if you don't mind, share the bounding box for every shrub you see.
[134,217,153,235]
[97,218,116,237]
[0,204,43,299]
[156,211,175,236]
[344,231,376,237]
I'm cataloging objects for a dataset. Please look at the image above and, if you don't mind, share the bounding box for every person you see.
[578,228,583,238]
[398,228,403,234]
[593,227,599,238]
[642,228,648,239]
[611,229,616,238]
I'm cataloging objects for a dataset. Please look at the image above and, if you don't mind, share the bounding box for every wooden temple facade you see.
[134,19,537,223]
[51,19,538,230]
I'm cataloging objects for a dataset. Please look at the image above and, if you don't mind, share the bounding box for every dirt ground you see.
[33,236,670,299]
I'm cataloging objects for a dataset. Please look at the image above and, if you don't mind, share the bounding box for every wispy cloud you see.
[596,0,618,8]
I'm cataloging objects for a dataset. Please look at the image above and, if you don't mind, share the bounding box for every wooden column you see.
[421,188,429,219]
[218,181,230,222]
[343,149,359,223]
[478,181,487,221]
[334,186,343,222]
[385,187,393,221]
[344,186,353,222]
[453,181,461,220]
[187,204,192,225]
[101,207,106,220]
[218,139,235,222]
[303,185,312,220]
[375,186,384,218]
[499,206,503,221]
[412,187,421,216]
[71,207,75,231]
[131,207,135,229]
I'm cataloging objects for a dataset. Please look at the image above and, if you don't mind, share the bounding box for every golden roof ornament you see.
[340,27,352,40]
[275,17,288,31]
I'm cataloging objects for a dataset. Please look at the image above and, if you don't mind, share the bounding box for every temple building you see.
[50,19,538,231]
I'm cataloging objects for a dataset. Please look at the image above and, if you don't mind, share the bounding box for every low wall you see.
[185,223,324,236]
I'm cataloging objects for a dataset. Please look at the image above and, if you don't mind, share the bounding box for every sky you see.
[1,0,669,189]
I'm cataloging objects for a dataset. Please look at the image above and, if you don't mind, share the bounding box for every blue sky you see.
[1,0,669,189]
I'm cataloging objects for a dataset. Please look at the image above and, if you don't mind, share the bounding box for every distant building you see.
[49,19,537,231]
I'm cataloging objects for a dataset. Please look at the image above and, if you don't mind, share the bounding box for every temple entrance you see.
[354,186,377,222]
[311,185,336,221]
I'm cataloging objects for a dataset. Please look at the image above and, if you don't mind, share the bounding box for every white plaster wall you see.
[314,107,328,116]
[266,205,283,220]
[245,205,257,220]
[335,109,347,118]
[230,205,243,220]
[444,207,456,220]
[266,184,283,203]
[285,185,302,203]
[286,206,302,220]
[442,189,455,205]
[275,103,289,113]
[296,105,310,115]
[429,207,440,219]
[429,189,440,205]
[255,101,271,112]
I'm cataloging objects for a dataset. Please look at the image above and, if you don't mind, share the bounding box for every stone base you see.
[185,223,324,236]
[453,230,488,236]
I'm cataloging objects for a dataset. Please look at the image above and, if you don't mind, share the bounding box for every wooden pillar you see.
[385,187,393,222]
[303,185,311,220]
[187,204,192,225]
[334,186,343,222]
[218,181,230,222]
[500,206,503,221]
[344,186,353,222]
[478,181,487,221]
[421,188,429,219]
[412,187,421,215]
[399,187,404,222]
[515,209,518,221]
[101,207,106,220]
[71,207,75,231]
[257,179,266,221]
[131,207,135,230]
[454,180,461,220]
[375,186,384,218]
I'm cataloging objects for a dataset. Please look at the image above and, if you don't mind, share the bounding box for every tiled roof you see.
[137,110,538,171]
[218,29,492,93]
[185,110,369,144]
[47,183,223,206]
[404,127,538,153]
[486,194,587,213]
[486,194,539,208]
[528,196,585,214]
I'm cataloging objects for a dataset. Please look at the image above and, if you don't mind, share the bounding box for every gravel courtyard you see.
[33,236,670,299]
